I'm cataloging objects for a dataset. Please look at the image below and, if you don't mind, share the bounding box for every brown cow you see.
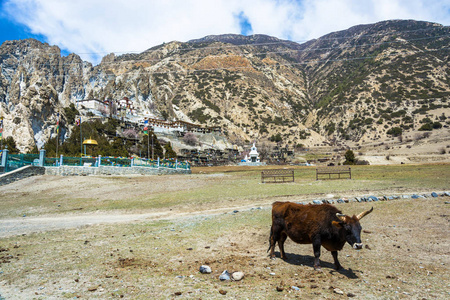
[268,201,373,270]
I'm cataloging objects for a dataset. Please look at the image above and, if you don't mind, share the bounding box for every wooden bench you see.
[316,166,351,180]
[261,169,294,183]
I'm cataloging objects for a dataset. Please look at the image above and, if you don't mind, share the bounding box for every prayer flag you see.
[144,119,148,135]
[0,117,3,141]
[56,112,60,134]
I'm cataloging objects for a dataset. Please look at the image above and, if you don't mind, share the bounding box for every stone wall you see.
[45,165,191,176]
[0,166,46,186]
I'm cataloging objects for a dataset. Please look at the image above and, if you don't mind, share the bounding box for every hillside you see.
[0,19,448,160]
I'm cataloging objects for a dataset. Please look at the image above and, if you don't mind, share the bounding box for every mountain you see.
[0,19,449,155]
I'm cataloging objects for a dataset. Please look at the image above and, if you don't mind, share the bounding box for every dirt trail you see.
[0,203,270,238]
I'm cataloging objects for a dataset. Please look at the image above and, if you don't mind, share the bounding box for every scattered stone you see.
[402,195,410,199]
[219,270,231,281]
[313,200,323,205]
[445,201,450,204]
[369,196,379,201]
[334,288,344,295]
[174,292,182,296]
[347,292,356,297]
[219,290,227,295]
[232,272,244,281]
[199,265,212,274]
[88,286,98,292]
[291,286,300,291]
[412,194,419,199]
[269,272,276,276]
[233,210,239,213]
[337,199,345,203]
[365,245,371,250]
[444,191,450,197]
[431,192,438,197]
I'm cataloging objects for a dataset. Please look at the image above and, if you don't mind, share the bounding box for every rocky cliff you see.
[0,19,448,152]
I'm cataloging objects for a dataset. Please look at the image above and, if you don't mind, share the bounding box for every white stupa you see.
[248,142,260,163]
[239,142,265,166]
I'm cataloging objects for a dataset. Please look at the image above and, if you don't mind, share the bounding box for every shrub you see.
[387,127,402,137]
[343,149,355,165]
[269,133,282,143]
[418,123,433,131]
[432,122,442,129]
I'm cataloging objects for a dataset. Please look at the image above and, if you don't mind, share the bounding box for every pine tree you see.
[3,136,20,154]
[164,142,177,159]
[343,149,356,165]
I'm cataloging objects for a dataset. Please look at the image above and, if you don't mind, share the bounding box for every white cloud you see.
[3,0,450,64]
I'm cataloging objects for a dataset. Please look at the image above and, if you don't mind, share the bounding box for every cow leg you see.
[331,251,341,270]
[278,232,288,260]
[268,225,282,259]
[312,238,322,270]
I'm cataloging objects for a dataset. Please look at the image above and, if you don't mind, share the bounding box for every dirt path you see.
[0,203,269,238]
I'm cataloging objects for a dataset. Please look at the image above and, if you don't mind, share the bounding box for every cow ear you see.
[332,221,342,228]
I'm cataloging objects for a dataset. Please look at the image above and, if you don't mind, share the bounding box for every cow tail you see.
[267,225,273,253]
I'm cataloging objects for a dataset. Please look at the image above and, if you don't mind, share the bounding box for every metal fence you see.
[1,150,190,172]
[2,153,40,172]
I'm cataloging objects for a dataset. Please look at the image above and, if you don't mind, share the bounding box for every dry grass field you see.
[0,164,449,299]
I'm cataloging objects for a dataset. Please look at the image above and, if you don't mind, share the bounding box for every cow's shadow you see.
[271,251,360,279]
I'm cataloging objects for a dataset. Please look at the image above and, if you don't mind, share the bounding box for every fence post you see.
[131,157,134,167]
[39,149,46,167]
[175,159,178,169]
[157,157,160,168]
[98,155,101,167]
[60,155,63,167]
[1,148,8,167]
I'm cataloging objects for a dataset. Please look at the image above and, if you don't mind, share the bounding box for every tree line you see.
[1,117,177,159]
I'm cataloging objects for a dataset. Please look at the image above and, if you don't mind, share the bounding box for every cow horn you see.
[356,207,373,220]
[336,213,347,222]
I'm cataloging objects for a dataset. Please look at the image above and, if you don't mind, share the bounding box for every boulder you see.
[219,270,231,281]
[231,272,244,281]
[199,265,212,274]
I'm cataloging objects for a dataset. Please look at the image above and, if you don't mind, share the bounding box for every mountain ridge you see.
[0,19,448,155]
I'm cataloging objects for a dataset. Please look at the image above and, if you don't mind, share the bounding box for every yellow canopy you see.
[83,138,98,145]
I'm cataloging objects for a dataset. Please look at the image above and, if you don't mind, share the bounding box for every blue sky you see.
[0,0,449,64]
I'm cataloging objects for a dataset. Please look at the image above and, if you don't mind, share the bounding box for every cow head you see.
[332,207,373,250]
